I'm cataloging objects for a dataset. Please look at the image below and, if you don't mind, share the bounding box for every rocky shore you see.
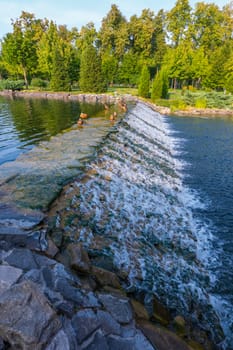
[0,91,223,349]
[0,228,218,350]
[0,90,137,106]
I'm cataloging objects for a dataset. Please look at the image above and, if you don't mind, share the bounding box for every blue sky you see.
[0,0,230,38]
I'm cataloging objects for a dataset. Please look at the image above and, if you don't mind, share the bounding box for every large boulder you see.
[67,243,91,274]
[138,321,192,350]
[0,280,61,349]
[0,265,23,296]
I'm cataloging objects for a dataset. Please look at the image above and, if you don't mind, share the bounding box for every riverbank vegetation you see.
[0,1,233,109]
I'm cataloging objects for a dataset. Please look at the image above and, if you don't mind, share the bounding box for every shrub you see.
[31,78,48,89]
[195,97,207,108]
[138,66,150,98]
[170,99,187,112]
[0,79,25,91]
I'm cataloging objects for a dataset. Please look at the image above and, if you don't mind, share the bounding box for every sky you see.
[0,0,230,39]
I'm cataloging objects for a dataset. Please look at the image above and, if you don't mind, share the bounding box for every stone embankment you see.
[0,90,137,106]
[0,234,215,350]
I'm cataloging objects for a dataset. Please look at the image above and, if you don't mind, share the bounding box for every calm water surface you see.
[0,96,104,165]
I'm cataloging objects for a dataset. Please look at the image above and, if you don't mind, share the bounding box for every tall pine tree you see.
[138,66,150,98]
[79,44,106,93]
[50,48,70,91]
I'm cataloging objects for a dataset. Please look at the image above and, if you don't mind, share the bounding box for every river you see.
[0,96,232,348]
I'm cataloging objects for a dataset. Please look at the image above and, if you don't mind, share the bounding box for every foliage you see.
[30,78,48,89]
[182,90,233,109]
[151,69,168,100]
[0,79,25,91]
[79,44,106,93]
[49,49,70,91]
[0,3,233,96]
[138,66,150,98]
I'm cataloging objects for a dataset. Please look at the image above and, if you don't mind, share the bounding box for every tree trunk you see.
[22,67,29,89]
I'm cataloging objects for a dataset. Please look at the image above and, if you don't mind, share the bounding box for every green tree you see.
[1,12,43,87]
[154,10,167,71]
[129,9,157,61]
[167,0,191,46]
[118,50,140,85]
[191,47,210,88]
[138,66,150,98]
[192,2,225,53]
[151,68,168,100]
[49,48,70,91]
[101,50,118,85]
[79,44,106,93]
[99,4,128,58]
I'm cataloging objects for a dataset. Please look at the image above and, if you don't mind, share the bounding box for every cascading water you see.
[54,102,229,348]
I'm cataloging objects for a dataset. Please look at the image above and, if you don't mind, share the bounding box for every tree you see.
[49,48,70,91]
[1,12,44,87]
[192,2,225,53]
[138,66,150,98]
[101,50,118,86]
[79,44,106,93]
[151,68,168,100]
[153,10,167,71]
[118,50,140,85]
[99,4,128,58]
[166,0,191,46]
[128,9,157,61]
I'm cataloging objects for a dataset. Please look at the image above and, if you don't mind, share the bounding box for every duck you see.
[77,118,83,125]
[80,112,88,119]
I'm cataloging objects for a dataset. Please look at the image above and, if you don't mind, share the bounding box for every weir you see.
[1,98,231,348]
[49,101,225,346]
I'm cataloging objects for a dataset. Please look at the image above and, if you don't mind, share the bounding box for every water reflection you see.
[0,96,105,164]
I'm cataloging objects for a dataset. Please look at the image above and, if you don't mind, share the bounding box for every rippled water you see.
[0,96,105,165]
[0,96,120,211]
[166,114,233,349]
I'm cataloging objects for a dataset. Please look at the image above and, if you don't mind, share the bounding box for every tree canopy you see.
[0,1,233,93]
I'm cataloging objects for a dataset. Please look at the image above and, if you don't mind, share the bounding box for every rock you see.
[45,330,70,350]
[0,280,61,349]
[98,294,133,324]
[173,315,186,336]
[131,299,150,321]
[4,248,38,270]
[107,334,135,350]
[0,336,4,350]
[54,277,84,305]
[44,239,59,258]
[54,300,74,317]
[152,298,171,326]
[138,321,192,350]
[49,228,64,248]
[67,243,91,274]
[133,330,155,350]
[96,310,121,336]
[0,265,23,295]
[72,309,100,344]
[83,330,109,350]
[91,266,121,289]
[82,291,101,308]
